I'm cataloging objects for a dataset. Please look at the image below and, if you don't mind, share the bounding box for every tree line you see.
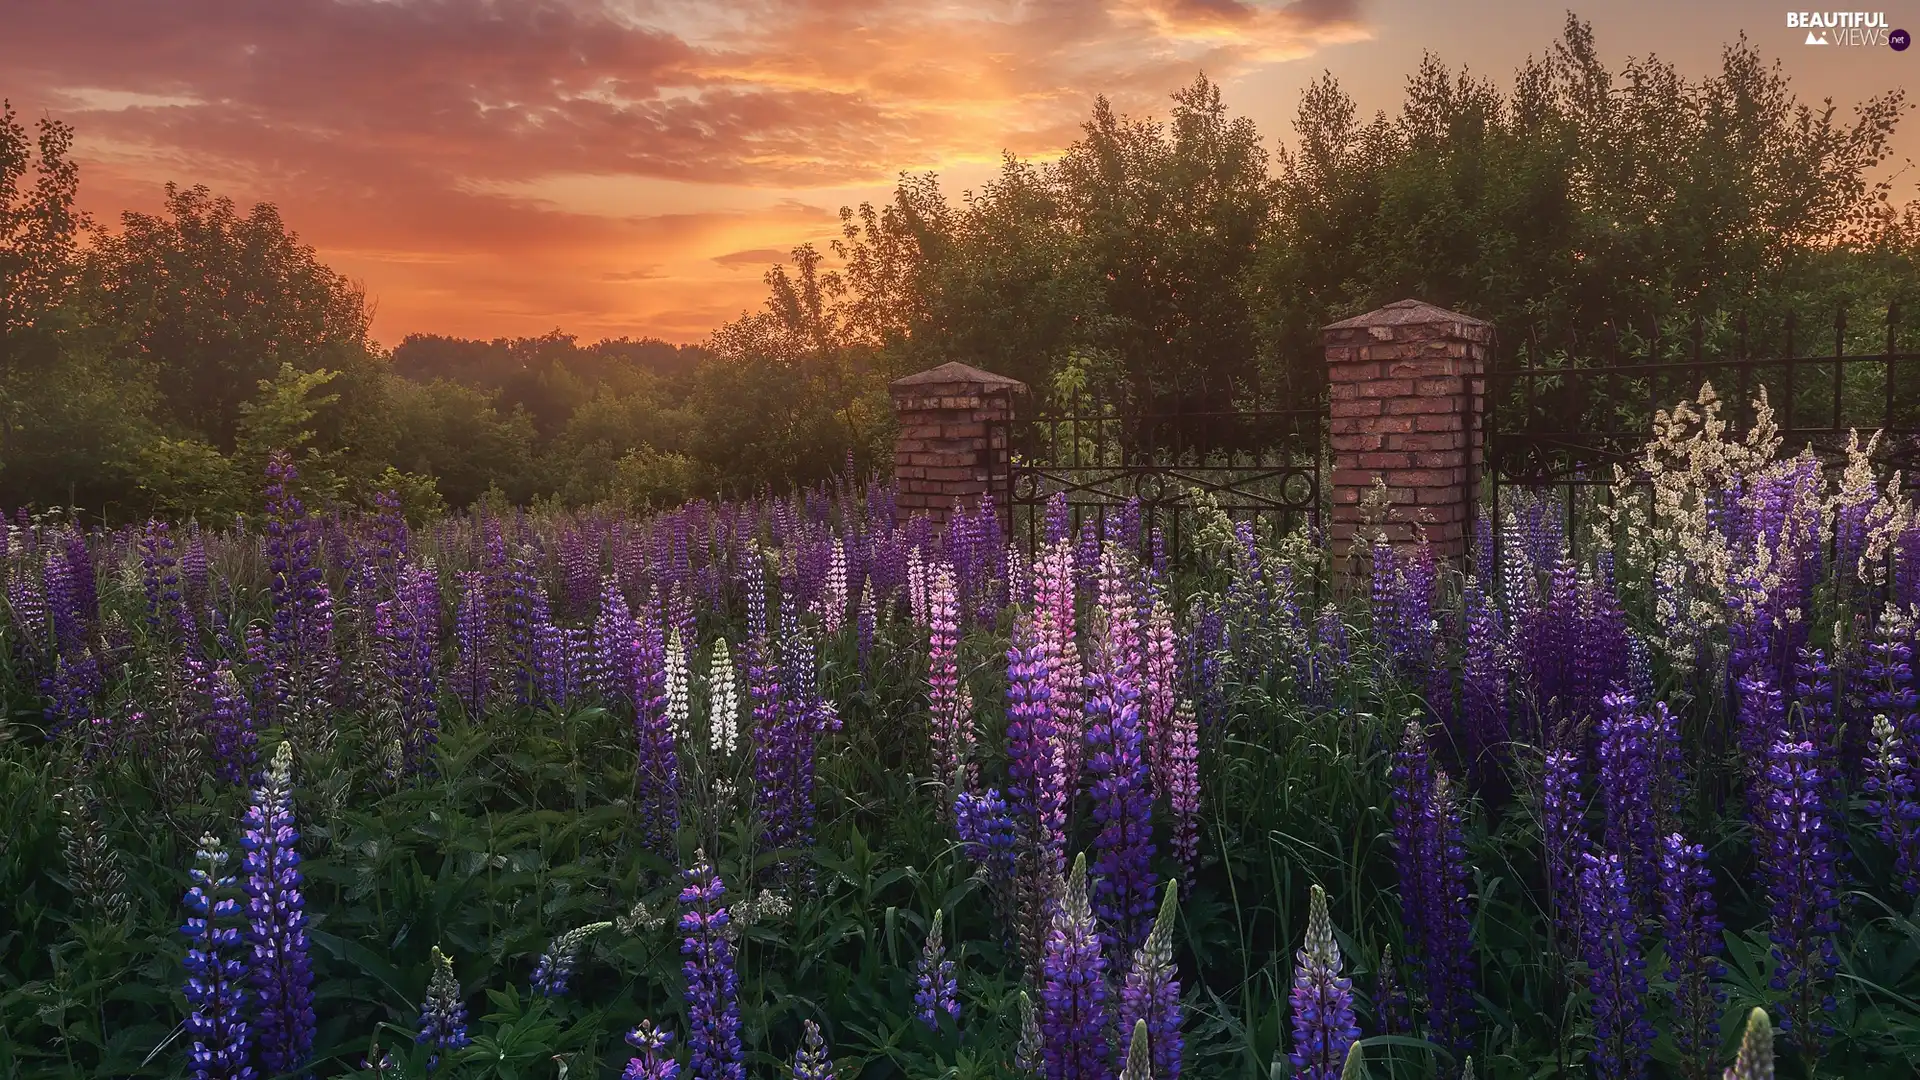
[2,14,1916,520]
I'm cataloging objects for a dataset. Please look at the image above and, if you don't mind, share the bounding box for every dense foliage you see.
[6,380,1920,1079]
[4,16,1917,518]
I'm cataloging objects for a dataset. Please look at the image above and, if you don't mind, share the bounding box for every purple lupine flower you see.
[1757,738,1839,1051]
[1540,748,1586,940]
[955,786,1020,922]
[531,921,612,997]
[1289,884,1358,1080]
[1006,611,1066,967]
[593,575,638,706]
[1863,715,1920,892]
[1041,853,1109,1080]
[261,453,336,726]
[790,1019,833,1080]
[140,520,190,646]
[1597,689,1658,902]
[377,564,441,775]
[191,658,256,787]
[1389,722,1475,1057]
[680,857,745,1080]
[1579,850,1652,1080]
[1084,597,1158,963]
[914,909,960,1029]
[1659,833,1725,1080]
[622,1021,680,1080]
[452,570,491,716]
[181,834,253,1080]
[1460,579,1508,784]
[1118,881,1182,1080]
[241,743,314,1076]
[416,946,470,1071]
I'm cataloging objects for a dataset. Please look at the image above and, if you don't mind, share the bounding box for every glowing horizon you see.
[5,1,1912,348]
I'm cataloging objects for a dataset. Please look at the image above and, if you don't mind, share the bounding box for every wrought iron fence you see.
[1485,304,1920,553]
[997,387,1323,556]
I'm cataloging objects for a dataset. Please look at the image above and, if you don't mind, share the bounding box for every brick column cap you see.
[1321,299,1493,346]
[888,361,1029,402]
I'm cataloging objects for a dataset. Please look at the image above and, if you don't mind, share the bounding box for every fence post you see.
[888,362,1028,527]
[1322,300,1493,564]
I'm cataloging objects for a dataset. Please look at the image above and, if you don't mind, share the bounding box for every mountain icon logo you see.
[1806,29,1830,44]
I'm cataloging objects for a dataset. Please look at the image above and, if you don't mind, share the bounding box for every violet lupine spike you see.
[790,1019,833,1080]
[1578,850,1653,1080]
[680,856,746,1080]
[1389,722,1475,1057]
[241,743,314,1077]
[593,575,638,706]
[530,921,612,997]
[181,834,254,1080]
[954,786,1020,925]
[1459,579,1508,784]
[623,1021,681,1080]
[192,658,256,787]
[1597,688,1658,903]
[452,570,491,716]
[1083,611,1158,964]
[914,909,960,1030]
[140,520,189,646]
[1006,612,1066,967]
[1119,880,1183,1080]
[1289,884,1359,1080]
[1041,853,1109,1080]
[1540,749,1586,940]
[416,946,471,1071]
[926,561,964,787]
[261,453,336,727]
[1863,715,1920,892]
[1757,737,1840,1052]
[1659,833,1726,1080]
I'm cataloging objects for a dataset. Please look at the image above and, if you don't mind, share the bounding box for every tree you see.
[84,183,375,448]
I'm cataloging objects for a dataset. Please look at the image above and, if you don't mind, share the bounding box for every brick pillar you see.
[888,361,1028,524]
[1322,300,1491,561]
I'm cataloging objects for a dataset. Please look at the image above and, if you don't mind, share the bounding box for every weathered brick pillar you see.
[1322,300,1491,561]
[888,362,1028,524]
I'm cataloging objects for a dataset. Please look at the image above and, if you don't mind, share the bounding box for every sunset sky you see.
[5,1,1915,347]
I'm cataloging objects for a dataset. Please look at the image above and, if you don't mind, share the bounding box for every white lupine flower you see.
[708,638,738,757]
[665,628,690,742]
[907,545,928,627]
[819,539,848,633]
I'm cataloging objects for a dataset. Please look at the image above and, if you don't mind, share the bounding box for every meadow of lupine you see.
[5,385,1920,1080]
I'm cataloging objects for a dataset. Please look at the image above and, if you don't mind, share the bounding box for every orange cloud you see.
[0,0,1368,344]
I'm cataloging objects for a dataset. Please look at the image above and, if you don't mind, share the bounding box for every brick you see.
[1412,450,1465,469]
[1358,452,1413,470]
[1385,396,1459,416]
[1414,412,1467,431]
[1386,358,1463,379]
[1415,376,1462,396]
[1358,379,1416,399]
[1331,433,1384,453]
[924,466,973,482]
[1331,468,1378,488]
[944,422,987,438]
[1331,398,1384,418]
[1373,415,1415,434]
